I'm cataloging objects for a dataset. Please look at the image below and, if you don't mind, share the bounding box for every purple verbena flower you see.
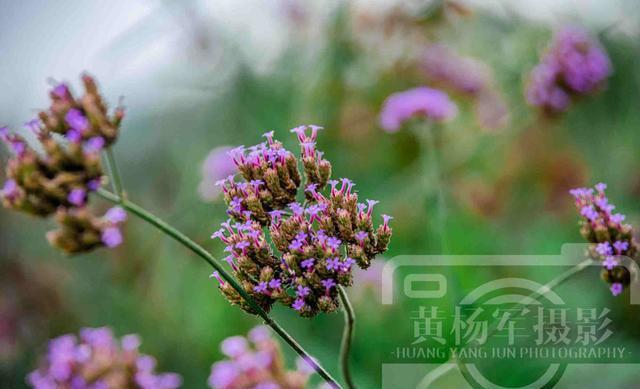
[28,328,180,389]
[526,26,611,113]
[292,298,305,311]
[101,227,123,248]
[254,282,269,294]
[603,256,618,270]
[67,188,86,207]
[379,87,458,132]
[83,136,105,154]
[610,282,623,296]
[65,109,89,133]
[300,258,315,270]
[104,206,127,224]
[613,240,629,254]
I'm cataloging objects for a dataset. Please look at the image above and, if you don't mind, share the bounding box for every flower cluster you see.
[379,87,457,132]
[1,74,127,253]
[27,327,182,389]
[208,326,312,389]
[420,44,509,131]
[526,26,611,113]
[570,183,637,296]
[211,126,392,317]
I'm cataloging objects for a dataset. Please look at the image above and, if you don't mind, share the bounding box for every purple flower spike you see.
[65,108,89,133]
[101,227,123,248]
[296,285,311,297]
[526,26,611,113]
[30,328,180,389]
[67,188,86,207]
[24,118,41,134]
[221,336,248,358]
[268,278,282,289]
[292,298,305,311]
[595,242,612,256]
[52,83,69,98]
[602,256,617,270]
[87,178,102,192]
[355,231,368,244]
[301,258,315,270]
[209,271,225,286]
[262,130,275,145]
[66,129,82,143]
[121,334,141,351]
[610,282,623,296]
[321,278,336,291]
[84,136,105,153]
[2,179,20,201]
[382,214,393,229]
[105,207,127,224]
[379,86,457,132]
[254,281,269,294]
[613,240,629,254]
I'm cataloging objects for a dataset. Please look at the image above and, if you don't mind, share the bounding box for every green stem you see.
[418,123,447,253]
[338,285,356,389]
[95,188,340,388]
[416,258,594,388]
[105,148,125,201]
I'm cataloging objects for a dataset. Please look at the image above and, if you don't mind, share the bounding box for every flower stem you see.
[338,285,356,389]
[105,148,125,201]
[418,123,448,253]
[416,258,594,388]
[95,187,340,388]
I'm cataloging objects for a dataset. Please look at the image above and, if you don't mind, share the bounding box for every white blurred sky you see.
[0,0,636,129]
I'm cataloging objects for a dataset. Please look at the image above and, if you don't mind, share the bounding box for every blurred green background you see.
[2,0,640,387]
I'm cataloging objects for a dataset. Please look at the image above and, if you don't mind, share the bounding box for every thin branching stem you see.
[95,188,340,388]
[416,258,594,388]
[338,285,356,389]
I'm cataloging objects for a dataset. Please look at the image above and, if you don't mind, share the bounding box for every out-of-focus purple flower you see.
[65,109,89,133]
[421,44,490,95]
[104,206,127,225]
[526,26,611,113]
[83,136,105,154]
[603,256,618,270]
[379,87,457,132]
[67,189,86,207]
[199,146,237,201]
[65,129,82,144]
[122,334,141,351]
[209,326,311,389]
[27,328,181,389]
[101,227,123,248]
[221,336,248,358]
[2,179,21,202]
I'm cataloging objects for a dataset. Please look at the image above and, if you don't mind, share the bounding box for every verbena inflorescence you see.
[27,327,182,389]
[208,326,313,389]
[570,183,637,296]
[526,26,611,113]
[210,126,392,317]
[379,87,457,132]
[0,74,127,253]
